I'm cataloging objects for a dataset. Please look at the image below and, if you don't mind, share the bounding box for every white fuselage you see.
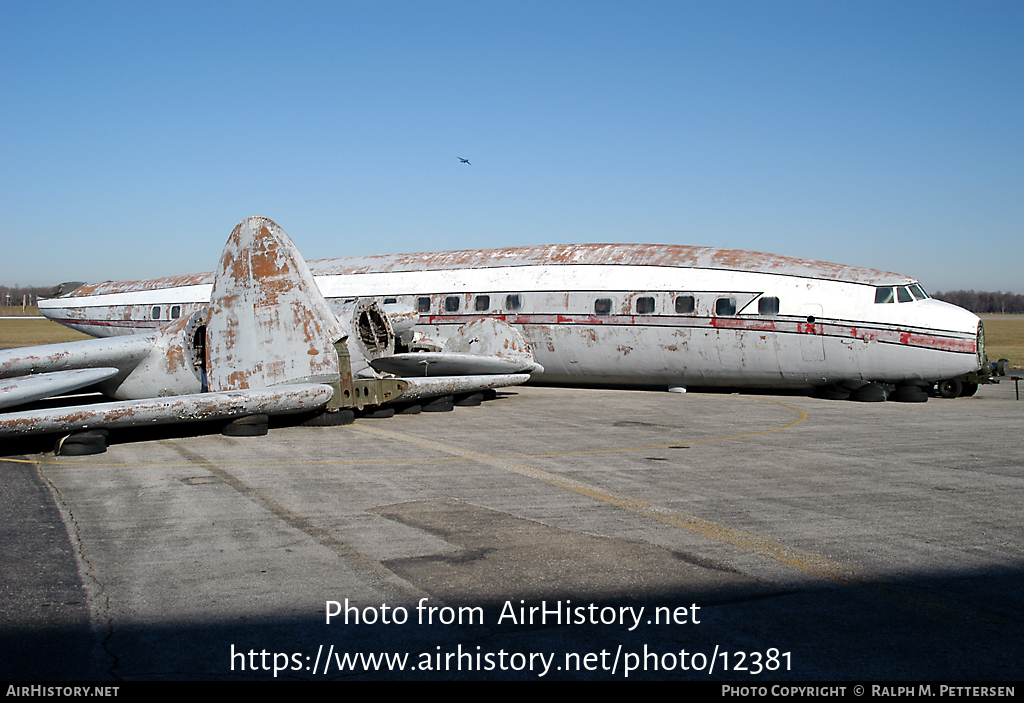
[39,246,983,389]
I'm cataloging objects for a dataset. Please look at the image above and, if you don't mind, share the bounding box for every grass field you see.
[2,313,1021,367]
[0,305,42,317]
[981,315,1024,369]
[0,318,93,349]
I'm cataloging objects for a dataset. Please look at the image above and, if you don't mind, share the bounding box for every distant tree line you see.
[932,290,1024,314]
[0,285,55,306]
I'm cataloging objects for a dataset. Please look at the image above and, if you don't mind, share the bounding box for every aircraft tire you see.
[959,382,979,397]
[455,392,484,406]
[397,404,422,414]
[814,386,850,401]
[56,440,107,456]
[422,395,455,412]
[892,385,928,403]
[482,389,498,401]
[222,420,269,436]
[849,383,887,402]
[360,407,396,419]
[937,379,962,399]
[301,409,355,426]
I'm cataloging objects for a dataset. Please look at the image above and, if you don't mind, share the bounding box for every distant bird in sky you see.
[458,157,471,165]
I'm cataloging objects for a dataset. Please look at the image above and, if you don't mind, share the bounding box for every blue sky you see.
[2,1,1021,291]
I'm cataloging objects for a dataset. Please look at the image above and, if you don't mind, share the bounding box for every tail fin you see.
[206,217,344,391]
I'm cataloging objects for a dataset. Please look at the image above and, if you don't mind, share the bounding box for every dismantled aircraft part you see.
[421,395,455,412]
[330,299,396,377]
[396,374,530,402]
[206,217,345,392]
[381,302,419,349]
[300,409,356,426]
[371,352,542,377]
[667,386,687,393]
[0,384,334,438]
[51,281,87,297]
[110,311,205,400]
[443,319,537,363]
[1,217,535,441]
[454,392,484,406]
[0,334,155,381]
[0,367,120,411]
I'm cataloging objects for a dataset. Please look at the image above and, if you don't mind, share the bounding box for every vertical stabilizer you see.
[206,217,344,391]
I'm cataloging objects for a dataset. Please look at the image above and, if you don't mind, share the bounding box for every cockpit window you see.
[896,286,913,303]
[909,284,928,300]
[874,287,895,304]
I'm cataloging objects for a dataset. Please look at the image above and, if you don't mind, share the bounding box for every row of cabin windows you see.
[412,294,781,317]
[874,284,929,304]
[151,305,182,320]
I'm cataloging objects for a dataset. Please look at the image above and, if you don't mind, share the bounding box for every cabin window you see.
[445,296,460,312]
[874,287,895,304]
[151,306,161,320]
[594,298,613,315]
[636,297,655,314]
[897,286,913,303]
[505,294,523,311]
[715,297,736,316]
[909,284,928,300]
[417,297,431,313]
[675,295,695,314]
[758,297,780,315]
[383,297,397,305]
[475,295,490,311]
[170,305,181,319]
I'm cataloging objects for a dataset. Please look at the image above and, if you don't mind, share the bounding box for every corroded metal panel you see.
[206,217,344,392]
[0,384,333,437]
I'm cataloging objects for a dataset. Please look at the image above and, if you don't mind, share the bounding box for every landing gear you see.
[937,379,962,399]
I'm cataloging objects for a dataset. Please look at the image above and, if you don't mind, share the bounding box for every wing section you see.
[0,368,120,411]
[0,384,333,437]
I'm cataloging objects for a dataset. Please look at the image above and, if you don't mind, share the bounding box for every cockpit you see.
[875,283,929,304]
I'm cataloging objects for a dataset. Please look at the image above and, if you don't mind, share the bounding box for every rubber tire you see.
[959,382,978,397]
[222,421,269,436]
[937,379,962,399]
[892,385,928,403]
[422,395,455,412]
[56,441,106,456]
[455,392,484,407]
[814,386,851,401]
[482,389,498,401]
[396,404,422,414]
[849,383,887,402]
[301,409,355,426]
[360,407,396,419]
[61,431,107,446]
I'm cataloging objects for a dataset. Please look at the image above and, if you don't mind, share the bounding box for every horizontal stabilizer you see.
[0,368,120,411]
[0,383,333,437]
[0,334,155,380]
[371,352,542,377]
[395,374,530,402]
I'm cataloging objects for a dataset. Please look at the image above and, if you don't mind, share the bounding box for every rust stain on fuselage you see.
[52,244,915,301]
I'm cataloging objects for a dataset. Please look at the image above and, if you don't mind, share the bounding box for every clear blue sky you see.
[2,1,1021,291]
